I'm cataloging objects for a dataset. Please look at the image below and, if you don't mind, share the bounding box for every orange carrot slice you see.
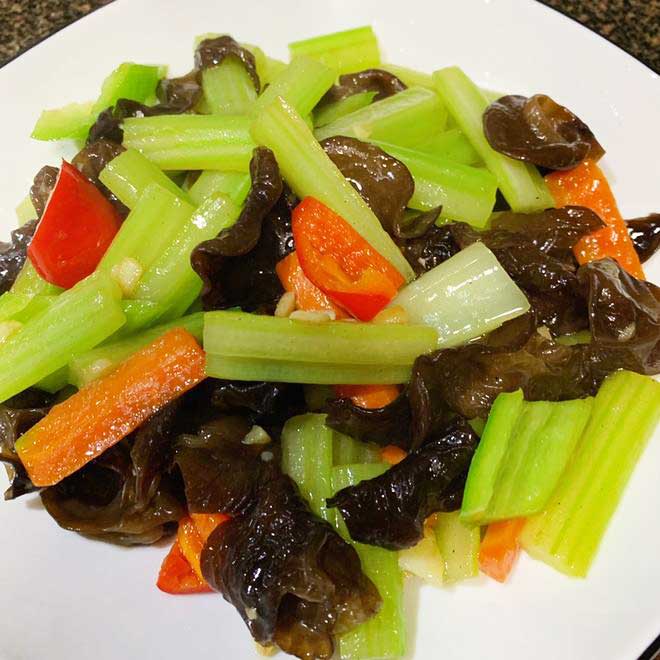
[479,518,526,582]
[157,539,211,595]
[381,445,408,465]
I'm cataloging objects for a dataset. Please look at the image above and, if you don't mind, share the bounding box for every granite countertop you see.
[0,0,658,71]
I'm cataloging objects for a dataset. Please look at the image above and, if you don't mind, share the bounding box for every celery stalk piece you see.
[0,273,125,402]
[202,59,258,115]
[117,299,166,336]
[313,91,377,127]
[315,87,447,147]
[188,170,251,206]
[381,64,434,91]
[99,149,191,209]
[433,67,554,212]
[31,101,95,141]
[373,141,496,224]
[123,115,255,171]
[91,63,163,117]
[0,292,32,322]
[398,529,444,586]
[68,312,203,388]
[13,294,58,323]
[289,26,380,75]
[134,193,241,314]
[391,242,529,348]
[11,260,62,297]
[281,413,336,523]
[434,511,480,582]
[522,371,660,577]
[332,464,406,660]
[254,56,336,118]
[15,195,37,226]
[263,57,287,84]
[204,310,436,365]
[251,96,415,281]
[99,183,195,275]
[556,330,591,346]
[333,431,380,465]
[34,367,69,394]
[461,390,594,524]
[416,128,481,166]
[205,354,412,385]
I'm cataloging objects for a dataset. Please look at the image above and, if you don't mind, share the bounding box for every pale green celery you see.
[314,91,376,127]
[0,292,32,322]
[204,311,436,365]
[461,391,593,524]
[333,464,406,660]
[391,242,529,348]
[557,330,591,346]
[15,196,37,225]
[433,67,554,212]
[251,96,414,281]
[11,260,62,297]
[35,368,69,394]
[99,149,191,209]
[188,170,251,206]
[416,128,481,166]
[117,299,166,336]
[99,183,195,274]
[202,59,258,115]
[0,273,125,402]
[123,115,255,171]
[373,141,496,224]
[333,431,380,465]
[281,414,336,523]
[254,56,336,117]
[315,87,447,147]
[289,26,380,75]
[382,63,434,90]
[31,101,95,141]
[13,295,58,323]
[205,354,412,385]
[68,312,203,388]
[134,193,241,315]
[434,512,480,582]
[264,57,287,83]
[522,371,660,577]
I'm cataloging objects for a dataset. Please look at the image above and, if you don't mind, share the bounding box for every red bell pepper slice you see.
[292,197,405,321]
[28,160,121,289]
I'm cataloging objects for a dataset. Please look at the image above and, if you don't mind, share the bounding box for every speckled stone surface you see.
[0,0,658,71]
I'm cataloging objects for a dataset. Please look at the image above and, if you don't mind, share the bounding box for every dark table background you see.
[0,0,658,72]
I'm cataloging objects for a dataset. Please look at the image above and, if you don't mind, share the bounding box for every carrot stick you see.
[191,512,230,542]
[16,328,206,487]
[157,539,211,595]
[334,383,400,409]
[479,518,526,583]
[545,159,644,279]
[381,445,408,465]
[178,514,230,580]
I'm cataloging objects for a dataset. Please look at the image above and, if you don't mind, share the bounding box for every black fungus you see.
[483,94,605,170]
[627,213,660,263]
[320,68,406,105]
[30,165,59,217]
[0,220,38,294]
[397,223,459,276]
[195,35,260,92]
[327,419,479,550]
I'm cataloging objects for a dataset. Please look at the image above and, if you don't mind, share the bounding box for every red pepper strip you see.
[157,540,211,595]
[479,518,526,583]
[545,159,644,279]
[275,251,348,318]
[28,160,121,289]
[292,197,405,321]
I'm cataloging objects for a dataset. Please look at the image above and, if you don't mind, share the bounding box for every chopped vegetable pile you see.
[2,25,659,660]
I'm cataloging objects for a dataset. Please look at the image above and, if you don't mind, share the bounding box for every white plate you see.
[1,1,659,659]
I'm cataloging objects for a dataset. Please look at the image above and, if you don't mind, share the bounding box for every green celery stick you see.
[281,413,336,523]
[391,242,529,348]
[98,183,195,274]
[15,195,37,225]
[289,26,380,75]
[0,292,32,322]
[373,141,496,224]
[416,128,481,165]
[333,463,406,660]
[68,312,203,388]
[11,260,62,297]
[31,101,95,141]
[315,87,447,147]
[202,59,258,115]
[99,148,191,209]
[123,115,255,171]
[557,330,591,346]
[251,96,415,281]
[204,310,436,365]
[263,56,287,84]
[188,170,251,206]
[334,430,380,465]
[34,367,69,394]
[205,354,412,385]
[91,62,163,117]
[13,294,58,323]
[433,67,553,212]
[434,511,480,582]
[381,63,434,90]
[254,56,336,117]
[314,91,377,127]
[117,299,167,336]
[522,371,660,577]
[0,273,125,402]
[133,193,241,314]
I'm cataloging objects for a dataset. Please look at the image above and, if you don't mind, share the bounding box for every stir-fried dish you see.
[2,25,660,660]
